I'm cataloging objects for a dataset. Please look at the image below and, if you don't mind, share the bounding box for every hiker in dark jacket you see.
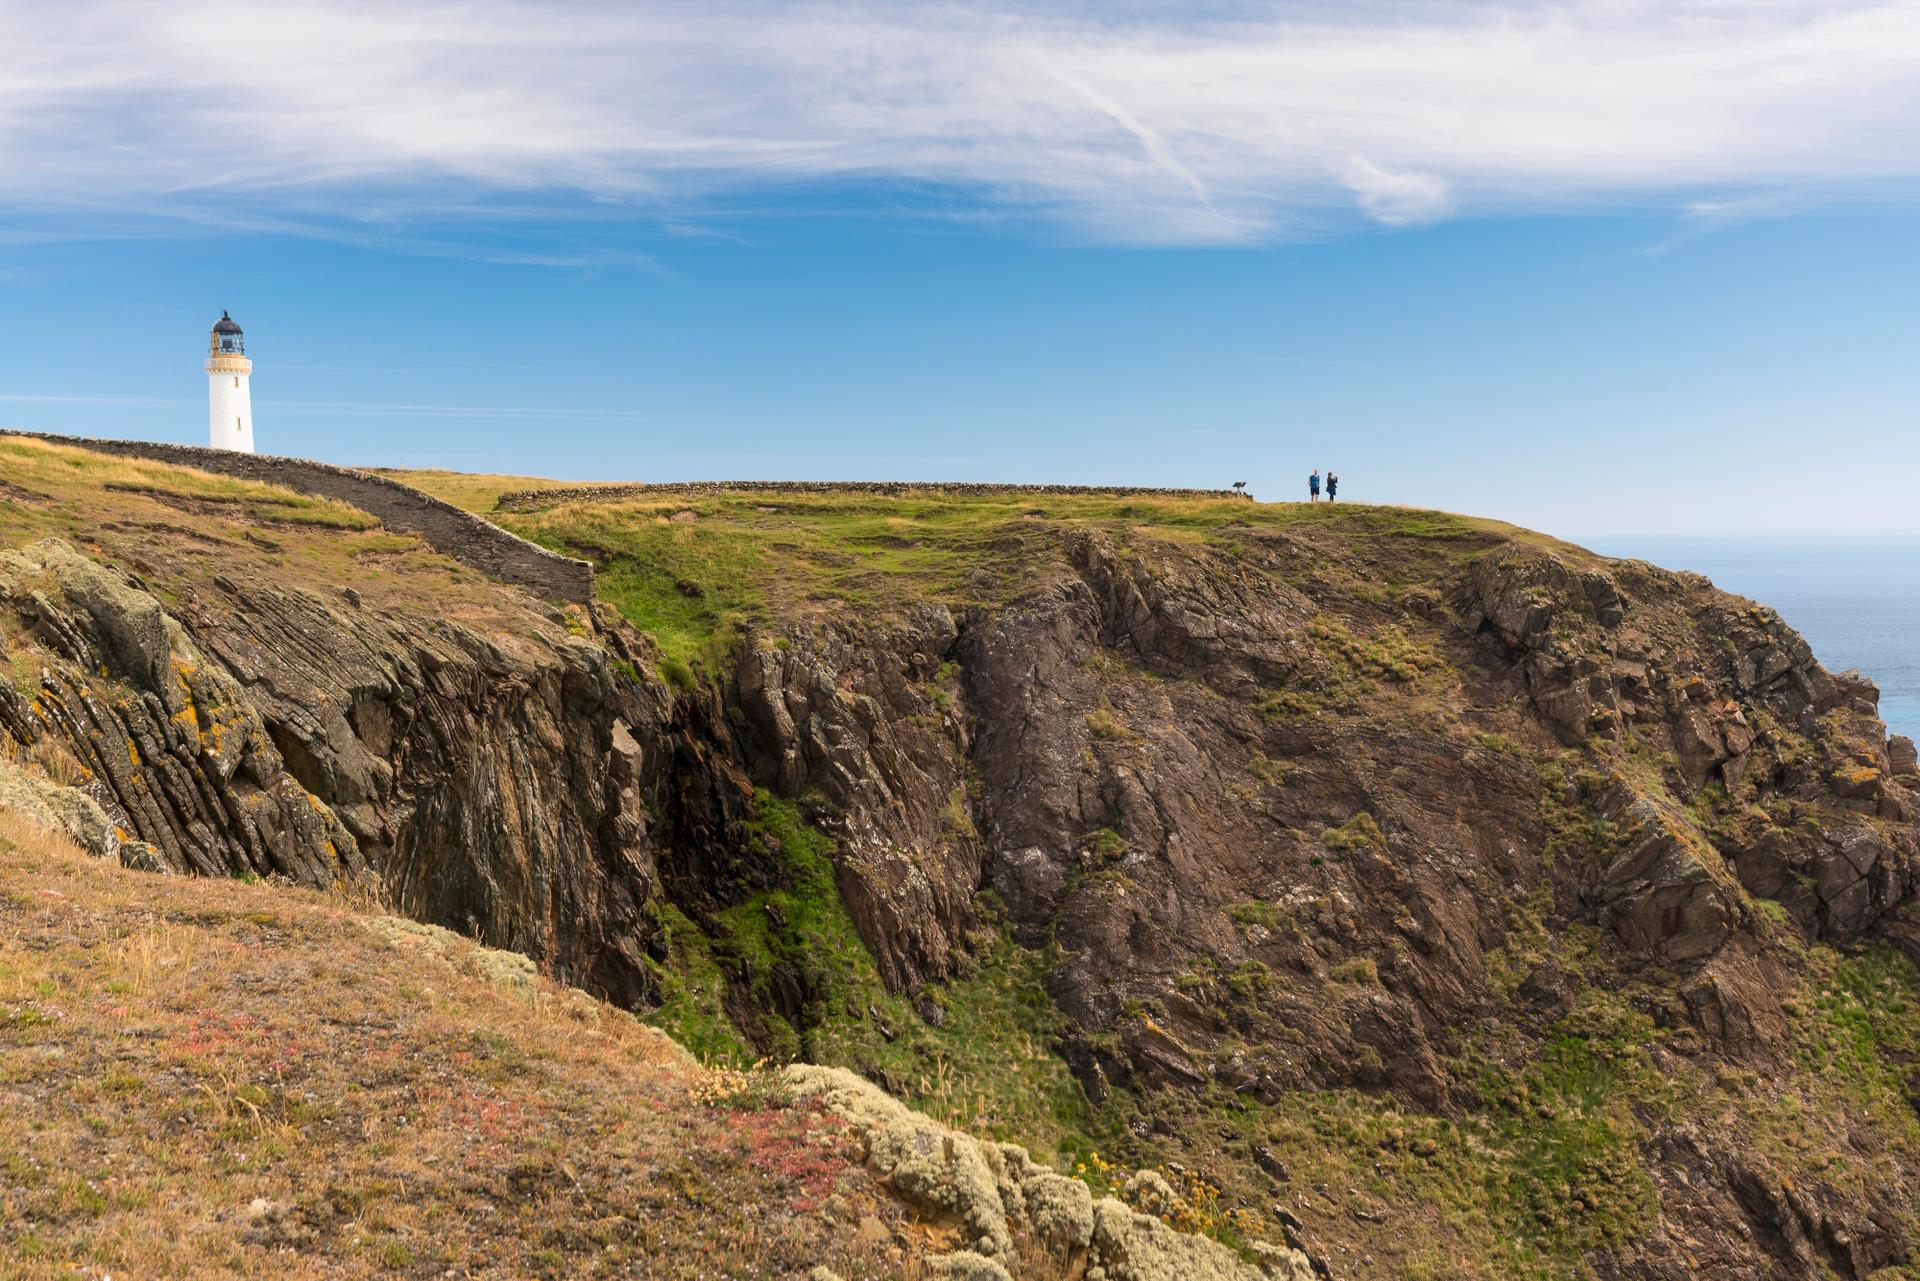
[1309,470,1321,502]
[1327,472,1339,502]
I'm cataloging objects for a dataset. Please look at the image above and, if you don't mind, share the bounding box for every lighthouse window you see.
[236,417,243,430]
[233,377,239,387]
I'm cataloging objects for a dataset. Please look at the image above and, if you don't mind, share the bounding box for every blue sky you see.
[3,1,1919,540]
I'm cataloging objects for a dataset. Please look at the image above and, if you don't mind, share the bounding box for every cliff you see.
[4,437,1919,1280]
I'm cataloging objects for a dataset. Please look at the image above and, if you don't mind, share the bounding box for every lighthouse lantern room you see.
[206,311,254,452]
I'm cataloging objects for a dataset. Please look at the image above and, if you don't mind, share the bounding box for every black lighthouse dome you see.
[210,311,245,355]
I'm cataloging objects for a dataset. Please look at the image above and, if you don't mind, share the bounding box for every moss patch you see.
[643,791,1103,1162]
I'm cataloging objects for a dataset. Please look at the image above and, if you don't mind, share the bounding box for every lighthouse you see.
[206,311,254,452]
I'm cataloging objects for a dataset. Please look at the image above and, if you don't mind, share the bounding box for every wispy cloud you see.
[1046,69,1225,222]
[0,393,648,421]
[1682,193,1806,223]
[1339,156,1454,227]
[662,222,755,245]
[1635,189,1812,254]
[0,393,191,406]
[273,400,653,420]
[2,1,1918,245]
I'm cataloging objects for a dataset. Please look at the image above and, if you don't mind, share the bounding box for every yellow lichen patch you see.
[126,737,141,766]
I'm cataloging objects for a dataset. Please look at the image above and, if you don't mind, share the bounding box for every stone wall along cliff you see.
[495,479,1257,512]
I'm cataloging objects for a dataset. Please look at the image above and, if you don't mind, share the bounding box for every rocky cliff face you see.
[0,440,767,1017]
[0,536,693,1006]
[6,447,1919,1281]
[730,518,1918,1072]
[643,503,1920,1281]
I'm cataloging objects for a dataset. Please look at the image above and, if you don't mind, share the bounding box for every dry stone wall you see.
[0,431,594,604]
[496,479,1255,512]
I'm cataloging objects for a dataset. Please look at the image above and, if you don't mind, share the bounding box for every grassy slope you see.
[0,438,582,662]
[1,437,377,531]
[13,455,1920,1277]
[363,468,592,518]
[0,812,926,1281]
[392,475,1513,670]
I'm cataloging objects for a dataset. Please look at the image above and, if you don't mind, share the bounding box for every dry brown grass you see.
[0,437,376,530]
[0,813,931,1280]
[1,736,95,789]
[363,468,589,517]
[0,438,577,665]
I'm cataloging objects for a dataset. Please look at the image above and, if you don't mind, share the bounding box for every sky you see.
[2,0,1919,541]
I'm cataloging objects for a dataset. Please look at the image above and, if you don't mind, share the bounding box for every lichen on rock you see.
[0,538,360,884]
[926,1250,1014,1281]
[0,754,121,859]
[781,1063,1297,1279]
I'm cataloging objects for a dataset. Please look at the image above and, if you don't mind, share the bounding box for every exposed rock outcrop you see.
[0,539,359,884]
[734,608,979,991]
[0,752,137,863]
[785,1064,1313,1280]
[0,538,703,1007]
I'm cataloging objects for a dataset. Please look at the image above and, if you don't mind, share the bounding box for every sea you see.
[1583,535,1920,743]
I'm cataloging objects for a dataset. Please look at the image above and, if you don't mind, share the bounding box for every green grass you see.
[1322,812,1387,853]
[1145,987,1670,1281]
[362,468,581,515]
[1469,992,1667,1260]
[1256,615,1456,725]
[640,903,757,1065]
[1246,750,1287,784]
[1227,900,1283,930]
[1329,957,1380,985]
[641,790,1101,1161]
[1786,944,1920,1153]
[476,486,1499,672]
[1312,617,1448,684]
[1807,945,1920,1074]
[1085,706,1140,743]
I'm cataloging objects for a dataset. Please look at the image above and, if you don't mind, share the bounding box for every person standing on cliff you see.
[1309,470,1321,502]
[1326,472,1339,502]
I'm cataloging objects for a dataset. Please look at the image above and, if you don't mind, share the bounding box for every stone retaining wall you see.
[0,431,595,605]
[496,479,1254,512]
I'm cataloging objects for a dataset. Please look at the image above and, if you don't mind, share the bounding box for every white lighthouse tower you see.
[206,311,254,452]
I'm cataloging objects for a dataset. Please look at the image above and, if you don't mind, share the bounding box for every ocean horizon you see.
[1583,533,1920,744]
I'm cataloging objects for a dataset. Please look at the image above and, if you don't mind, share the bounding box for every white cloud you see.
[1,1,1918,244]
[1340,157,1455,225]
[1682,193,1802,221]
